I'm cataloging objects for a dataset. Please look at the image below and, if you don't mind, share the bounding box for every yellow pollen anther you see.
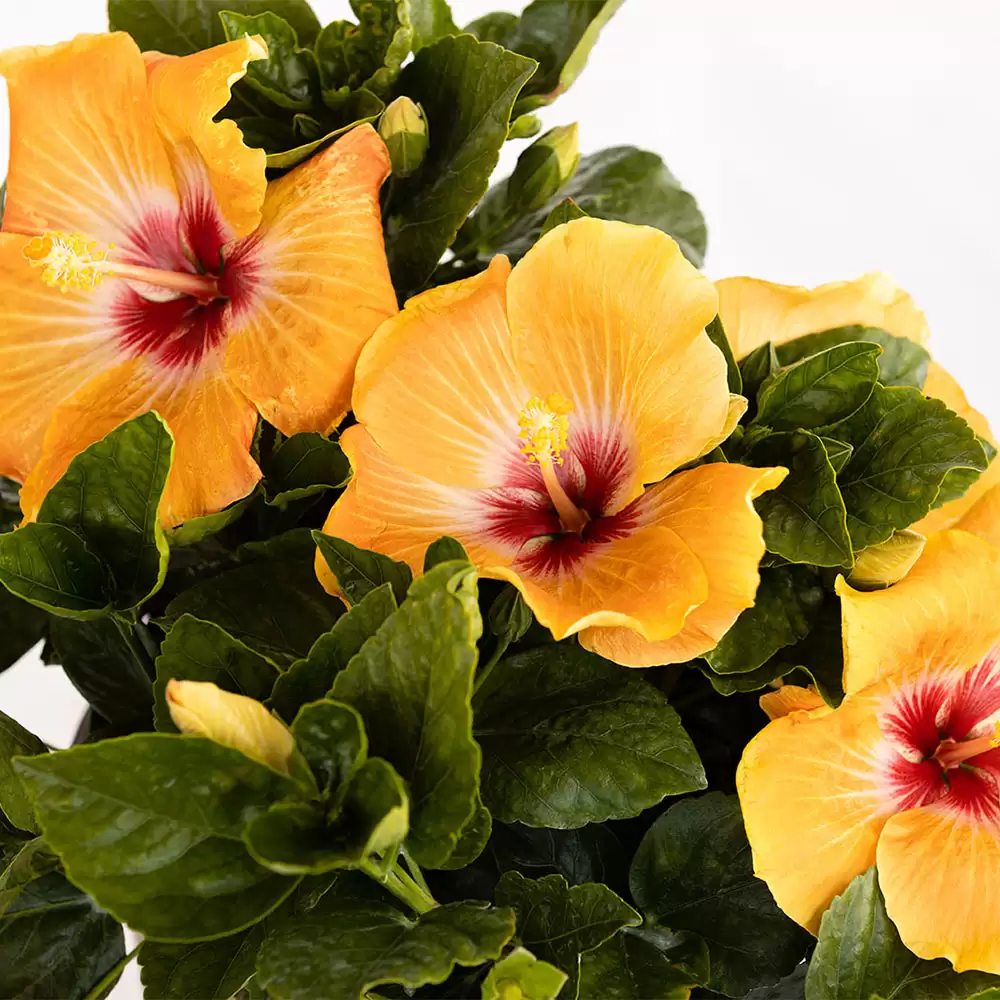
[991,720,1000,749]
[22,231,112,293]
[518,393,572,466]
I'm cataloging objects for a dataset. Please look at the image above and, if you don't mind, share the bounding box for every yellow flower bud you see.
[847,529,926,590]
[378,96,429,178]
[166,679,295,776]
[507,123,580,213]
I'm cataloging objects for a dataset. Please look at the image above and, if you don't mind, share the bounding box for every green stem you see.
[401,846,432,898]
[83,943,140,1000]
[363,860,437,914]
[112,615,156,685]
[473,636,511,696]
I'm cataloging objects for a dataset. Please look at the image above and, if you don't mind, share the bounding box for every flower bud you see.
[378,97,429,178]
[166,679,295,776]
[507,113,542,140]
[507,123,580,214]
[847,529,926,590]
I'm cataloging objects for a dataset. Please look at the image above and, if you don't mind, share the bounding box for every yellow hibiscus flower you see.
[319,218,786,662]
[0,33,398,526]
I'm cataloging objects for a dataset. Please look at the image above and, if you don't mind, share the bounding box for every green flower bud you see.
[507,113,542,140]
[378,96,429,178]
[507,123,580,214]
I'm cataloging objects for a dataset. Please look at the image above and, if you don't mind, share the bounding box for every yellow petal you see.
[736,689,888,933]
[716,273,930,360]
[579,464,786,666]
[225,125,397,436]
[166,678,294,775]
[954,483,1000,550]
[847,530,926,590]
[758,684,828,720]
[837,530,1000,695]
[877,806,1000,973]
[507,218,726,505]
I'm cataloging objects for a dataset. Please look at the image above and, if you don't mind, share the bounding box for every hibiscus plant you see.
[1,2,1000,999]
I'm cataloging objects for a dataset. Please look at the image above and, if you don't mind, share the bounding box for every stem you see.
[362,860,437,914]
[473,637,510,696]
[83,944,140,1000]
[112,615,156,685]
[401,846,432,898]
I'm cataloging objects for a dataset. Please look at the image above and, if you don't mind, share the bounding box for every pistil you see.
[935,721,1000,769]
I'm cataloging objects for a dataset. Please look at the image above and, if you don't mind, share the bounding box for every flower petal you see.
[20,357,260,527]
[736,691,889,933]
[506,218,725,504]
[954,483,1000,550]
[0,33,177,243]
[716,273,930,360]
[877,806,1000,973]
[837,530,1000,695]
[579,464,786,666]
[759,684,828,720]
[144,36,268,245]
[225,125,397,436]
[353,256,528,488]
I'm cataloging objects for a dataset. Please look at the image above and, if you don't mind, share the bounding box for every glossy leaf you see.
[289,698,365,796]
[820,436,853,473]
[256,899,515,999]
[165,490,257,548]
[578,927,702,1000]
[313,532,412,606]
[263,433,351,509]
[437,797,492,871]
[0,588,47,675]
[331,562,481,868]
[630,792,809,997]
[15,734,299,941]
[482,946,567,1000]
[409,0,458,51]
[474,645,705,827]
[739,342,780,416]
[424,536,468,571]
[0,710,45,833]
[495,872,641,999]
[541,196,588,235]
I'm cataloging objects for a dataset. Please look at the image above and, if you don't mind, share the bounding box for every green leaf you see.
[630,793,809,997]
[776,326,930,389]
[495,872,641,999]
[331,562,481,868]
[219,11,318,110]
[289,698,365,796]
[0,838,125,1000]
[165,489,257,547]
[153,615,280,732]
[438,797,492,870]
[805,868,1000,1000]
[541,196,588,236]
[474,645,705,827]
[754,343,880,430]
[14,734,299,941]
[256,899,515,999]
[385,34,536,290]
[700,658,796,696]
[837,385,989,549]
[707,315,743,395]
[268,584,397,724]
[38,411,173,610]
[409,0,458,51]
[313,532,412,606]
[0,522,109,619]
[164,555,344,666]
[264,433,351,509]
[424,536,468,571]
[739,342,780,418]
[820,436,853,473]
[488,584,533,645]
[483,946,568,1000]
[747,430,854,568]
[578,927,702,1000]
[0,710,45,833]
[704,566,824,674]
[108,0,321,54]
[0,587,48,676]
[139,924,264,1000]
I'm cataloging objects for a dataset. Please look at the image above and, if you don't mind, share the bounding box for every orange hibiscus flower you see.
[0,33,397,525]
[319,217,786,662]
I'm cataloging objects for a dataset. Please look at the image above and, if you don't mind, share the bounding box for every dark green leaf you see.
[700,658,796,696]
[424,536,468,571]
[268,584,397,723]
[754,343,880,430]
[483,946,568,1000]
[0,711,45,833]
[38,411,173,610]
[289,698,365,795]
[578,927,701,1000]
[153,615,280,732]
[409,0,458,51]
[313,532,412,606]
[474,645,705,827]
[0,587,47,675]
[747,430,854,568]
[746,964,807,999]
[264,433,351,509]
[630,792,809,997]
[256,899,515,999]
[15,735,299,941]
[707,315,743,395]
[705,566,824,674]
[776,326,930,389]
[739,342,780,418]
[331,562,481,868]
[488,584,533,644]
[541,196,588,236]
[165,490,257,547]
[820,437,853,473]
[495,872,640,999]
[385,34,536,290]
[0,838,125,1000]
[437,797,491,870]
[805,868,1000,1000]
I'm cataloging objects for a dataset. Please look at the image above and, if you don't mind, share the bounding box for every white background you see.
[1,1,999,996]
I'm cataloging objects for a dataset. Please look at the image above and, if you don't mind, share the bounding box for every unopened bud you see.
[379,97,429,178]
[507,123,580,213]
[508,113,542,140]
[847,529,926,590]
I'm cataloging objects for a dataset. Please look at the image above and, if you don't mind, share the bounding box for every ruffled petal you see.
[736,690,889,933]
[837,530,1000,695]
[225,125,397,436]
[877,806,1000,973]
[144,37,268,246]
[506,218,726,505]
[579,464,786,667]
[716,273,930,360]
[20,357,260,527]
[0,33,178,245]
[352,256,528,488]
[759,684,828,720]
[954,483,1000,550]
